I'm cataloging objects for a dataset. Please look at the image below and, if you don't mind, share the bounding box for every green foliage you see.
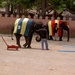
[64,0,75,11]
[0,0,75,13]
[47,0,75,12]
[47,0,65,12]
[0,0,7,8]
[19,0,36,8]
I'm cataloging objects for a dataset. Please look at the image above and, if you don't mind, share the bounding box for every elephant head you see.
[11,18,43,48]
[59,22,69,41]
[47,20,70,42]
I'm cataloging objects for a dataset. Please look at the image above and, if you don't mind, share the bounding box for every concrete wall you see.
[0,14,75,38]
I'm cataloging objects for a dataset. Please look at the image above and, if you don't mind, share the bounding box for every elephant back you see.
[13,18,33,36]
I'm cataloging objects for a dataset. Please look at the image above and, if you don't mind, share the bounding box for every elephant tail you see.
[11,25,14,40]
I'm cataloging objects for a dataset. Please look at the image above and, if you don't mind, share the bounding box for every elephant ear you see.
[35,35,41,42]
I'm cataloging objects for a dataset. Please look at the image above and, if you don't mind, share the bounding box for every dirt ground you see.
[0,34,75,75]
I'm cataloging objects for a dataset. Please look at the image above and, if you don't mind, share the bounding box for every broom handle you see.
[1,36,8,46]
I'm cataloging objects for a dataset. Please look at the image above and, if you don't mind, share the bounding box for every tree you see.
[0,0,75,18]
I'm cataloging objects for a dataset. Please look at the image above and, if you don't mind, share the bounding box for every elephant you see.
[11,18,43,48]
[36,20,70,42]
[46,20,70,41]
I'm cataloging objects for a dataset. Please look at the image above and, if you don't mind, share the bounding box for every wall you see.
[0,14,75,38]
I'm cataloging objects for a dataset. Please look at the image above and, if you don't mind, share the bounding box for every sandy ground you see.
[0,34,75,75]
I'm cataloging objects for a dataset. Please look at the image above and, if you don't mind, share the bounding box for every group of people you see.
[36,23,58,50]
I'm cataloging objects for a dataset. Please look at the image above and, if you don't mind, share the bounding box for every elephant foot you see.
[18,45,22,48]
[59,39,63,41]
[27,46,31,48]
[17,44,21,48]
[49,36,53,40]
[67,40,69,42]
[23,44,31,48]
[49,38,53,40]
[23,44,27,48]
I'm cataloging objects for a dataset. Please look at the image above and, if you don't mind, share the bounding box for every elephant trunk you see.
[36,35,41,42]
[35,30,41,42]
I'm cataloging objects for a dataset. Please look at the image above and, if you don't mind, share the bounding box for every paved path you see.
[0,35,75,75]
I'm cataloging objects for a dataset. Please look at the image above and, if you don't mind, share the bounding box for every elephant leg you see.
[23,36,32,48]
[23,36,28,48]
[59,36,63,41]
[59,29,63,41]
[23,30,33,48]
[27,33,33,48]
[49,36,53,40]
[15,34,21,48]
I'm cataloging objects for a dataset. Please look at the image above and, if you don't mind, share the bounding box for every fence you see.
[0,14,75,38]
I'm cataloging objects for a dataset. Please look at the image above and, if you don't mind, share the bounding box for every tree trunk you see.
[10,5,13,14]
[41,0,46,18]
[5,2,10,16]
[16,4,20,15]
[40,0,54,18]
